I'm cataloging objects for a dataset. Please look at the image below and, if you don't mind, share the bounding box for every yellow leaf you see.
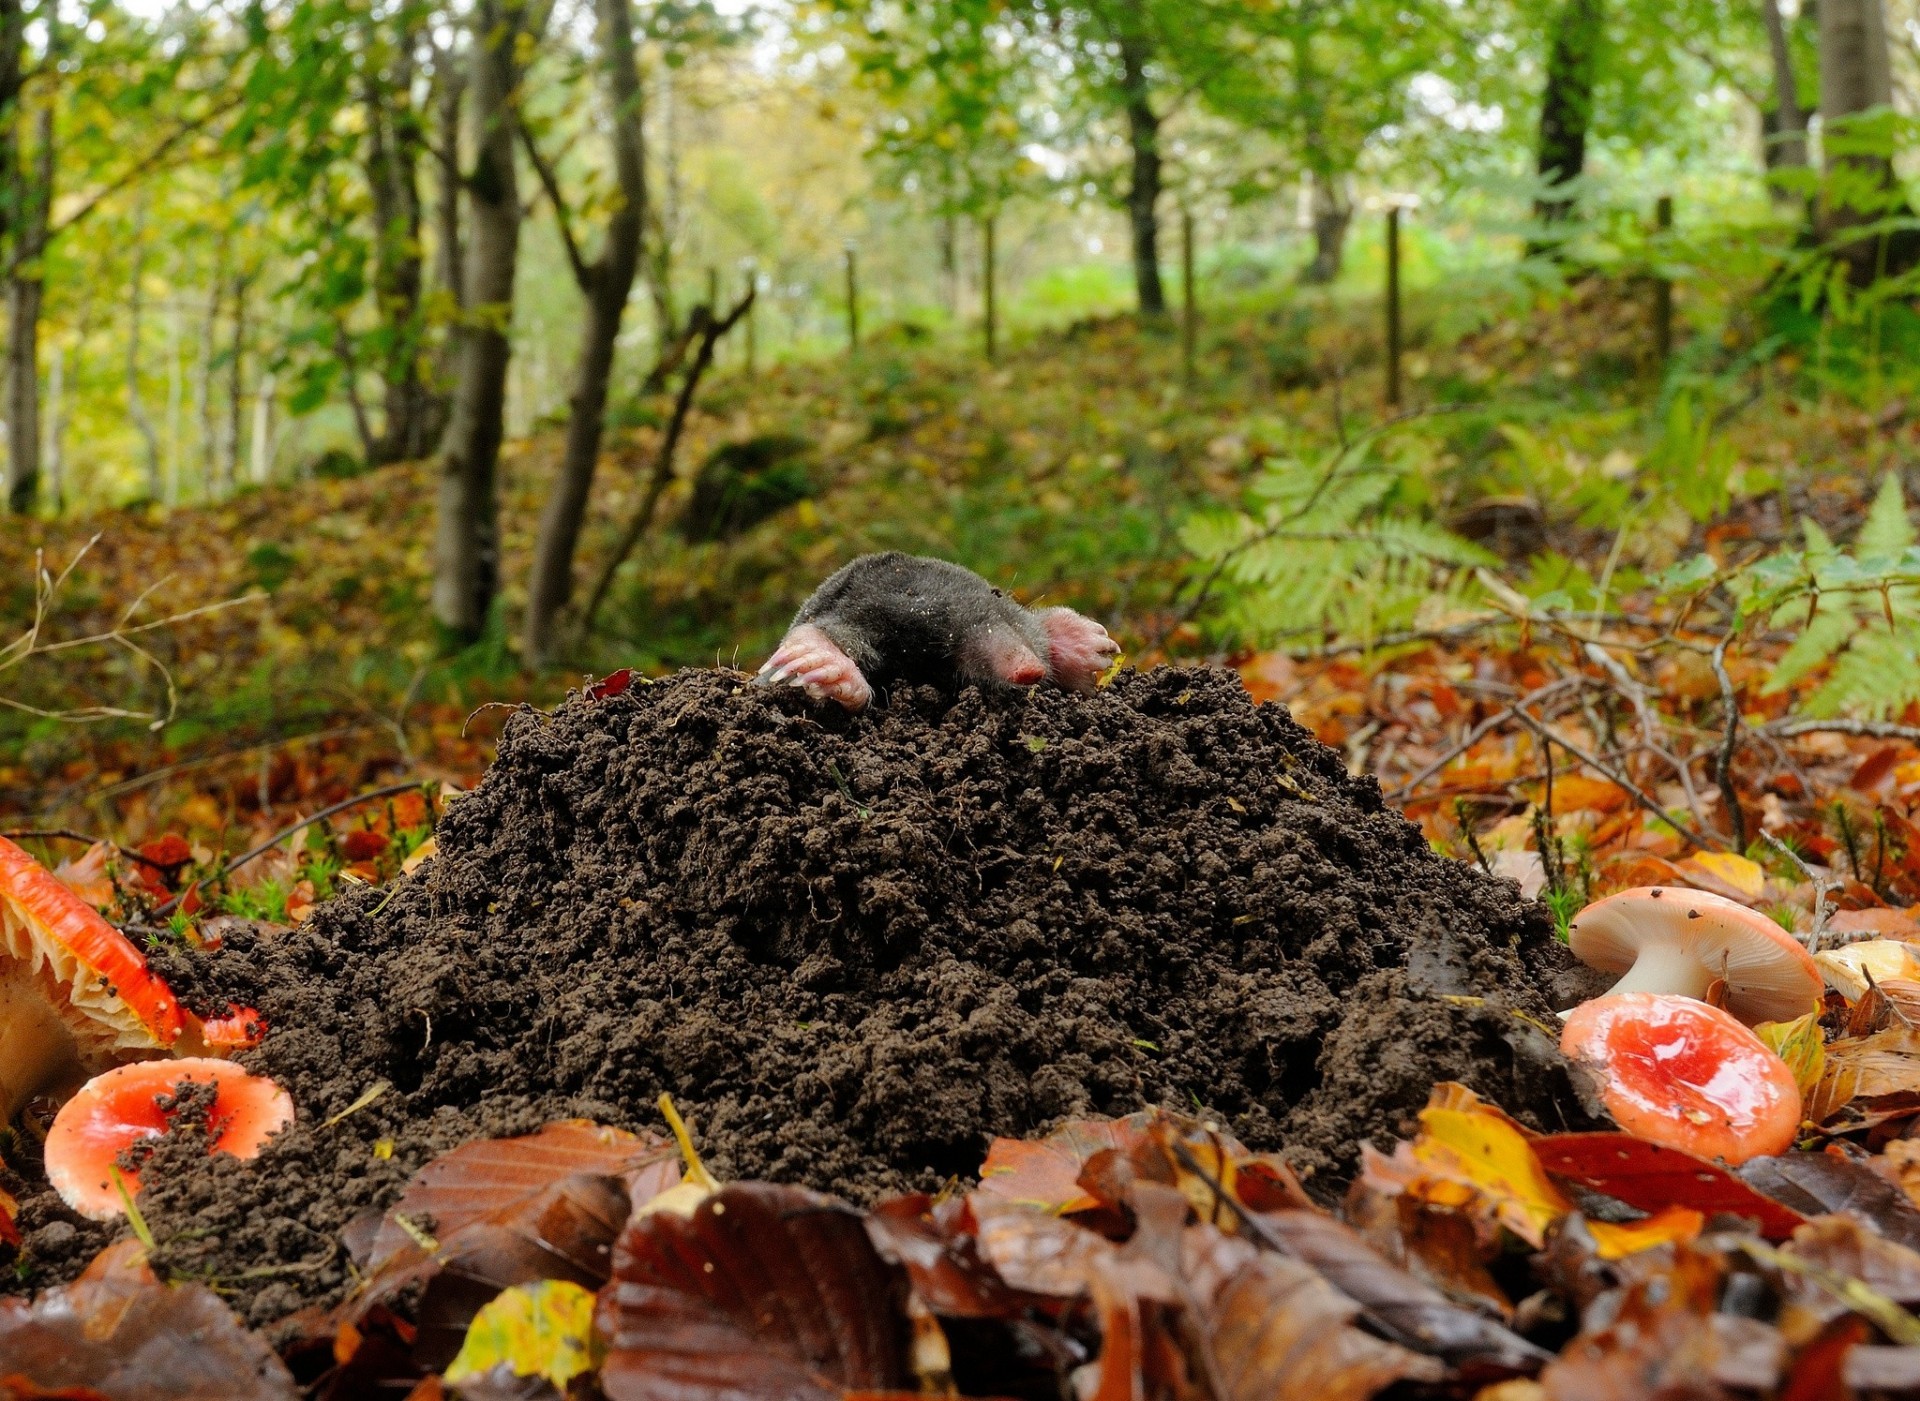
[443,1280,599,1390]
[1685,852,1766,900]
[1587,1206,1706,1260]
[1411,1106,1571,1248]
[401,836,437,875]
[1754,1012,1827,1097]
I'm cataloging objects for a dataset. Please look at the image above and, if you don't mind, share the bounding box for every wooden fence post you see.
[844,244,860,354]
[1181,208,1197,388]
[1653,194,1674,365]
[984,213,998,363]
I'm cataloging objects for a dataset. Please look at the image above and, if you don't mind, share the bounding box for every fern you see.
[1679,472,1920,719]
[1182,443,1497,649]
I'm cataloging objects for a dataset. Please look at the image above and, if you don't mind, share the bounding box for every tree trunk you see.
[6,102,50,514]
[224,275,249,497]
[1760,0,1808,174]
[127,225,163,501]
[365,14,435,464]
[1301,170,1351,284]
[1117,32,1165,317]
[522,0,646,669]
[429,39,466,419]
[1531,0,1605,241]
[433,0,536,643]
[249,371,276,484]
[195,277,219,499]
[43,338,61,512]
[1817,0,1918,280]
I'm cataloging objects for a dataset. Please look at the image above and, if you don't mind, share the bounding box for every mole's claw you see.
[1037,607,1120,695]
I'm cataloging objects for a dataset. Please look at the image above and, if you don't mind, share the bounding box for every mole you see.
[756,552,1120,711]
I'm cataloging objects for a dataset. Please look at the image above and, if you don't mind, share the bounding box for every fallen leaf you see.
[354,1120,677,1368]
[597,1183,911,1401]
[50,842,115,912]
[1680,851,1767,901]
[1182,1226,1445,1400]
[0,1266,295,1398]
[1739,1150,1920,1253]
[1583,1206,1705,1261]
[402,836,437,875]
[1830,908,1920,939]
[1409,1099,1572,1248]
[1532,1133,1807,1239]
[443,1280,599,1391]
[1817,941,1920,1002]
[977,1112,1155,1213]
[1543,776,1629,815]
[1538,1245,1728,1399]
[1252,1209,1550,1374]
[586,669,634,700]
[1754,1012,1827,1098]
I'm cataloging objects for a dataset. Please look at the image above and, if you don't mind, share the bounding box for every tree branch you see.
[517,115,592,291]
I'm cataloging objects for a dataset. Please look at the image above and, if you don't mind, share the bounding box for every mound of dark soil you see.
[23,666,1601,1323]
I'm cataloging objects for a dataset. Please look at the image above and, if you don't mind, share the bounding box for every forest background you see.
[3,0,1920,886]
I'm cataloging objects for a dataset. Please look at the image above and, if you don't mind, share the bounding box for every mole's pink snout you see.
[1038,608,1120,694]
[1005,656,1047,686]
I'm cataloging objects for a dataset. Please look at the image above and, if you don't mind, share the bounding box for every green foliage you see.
[1181,433,1496,648]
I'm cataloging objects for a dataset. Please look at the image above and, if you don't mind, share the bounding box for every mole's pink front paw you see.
[1038,608,1120,693]
[758,624,874,711]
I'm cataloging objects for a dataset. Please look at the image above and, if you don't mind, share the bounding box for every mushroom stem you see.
[0,970,84,1124]
[1606,941,1716,1002]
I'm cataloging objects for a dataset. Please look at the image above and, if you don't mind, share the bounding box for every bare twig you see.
[576,289,756,639]
[1582,641,1707,833]
[1504,708,1724,853]
[152,780,433,920]
[1711,633,1747,852]
[1385,676,1588,800]
[1761,718,1920,743]
[1760,832,1842,949]
[0,830,171,871]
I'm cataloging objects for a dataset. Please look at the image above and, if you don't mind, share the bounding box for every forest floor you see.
[11,270,1920,1395]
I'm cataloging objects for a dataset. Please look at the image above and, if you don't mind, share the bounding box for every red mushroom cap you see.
[0,836,187,1122]
[44,1058,294,1220]
[1560,992,1801,1165]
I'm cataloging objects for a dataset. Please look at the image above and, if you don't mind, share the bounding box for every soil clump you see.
[27,666,1598,1321]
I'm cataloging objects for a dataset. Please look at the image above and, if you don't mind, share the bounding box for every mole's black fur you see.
[789,552,1053,694]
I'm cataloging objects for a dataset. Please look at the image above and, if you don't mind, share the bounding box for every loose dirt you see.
[15,665,1601,1323]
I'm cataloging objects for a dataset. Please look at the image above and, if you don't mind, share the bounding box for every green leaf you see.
[1859,472,1916,557]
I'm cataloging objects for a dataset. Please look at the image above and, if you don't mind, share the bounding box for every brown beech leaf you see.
[0,1267,295,1399]
[597,1182,911,1401]
[864,1195,1034,1318]
[977,1112,1158,1213]
[1538,1245,1729,1399]
[1740,1150,1920,1253]
[1183,1225,1445,1400]
[1251,1209,1549,1376]
[966,1192,1160,1301]
[360,1120,678,1278]
[353,1120,677,1370]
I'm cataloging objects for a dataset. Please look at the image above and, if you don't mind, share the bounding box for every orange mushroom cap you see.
[1567,886,1822,1025]
[1561,992,1801,1165]
[44,1058,294,1220]
[0,836,186,1122]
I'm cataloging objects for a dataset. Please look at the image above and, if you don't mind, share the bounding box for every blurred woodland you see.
[3,0,1920,846]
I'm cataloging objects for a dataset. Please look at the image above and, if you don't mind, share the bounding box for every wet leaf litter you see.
[88,665,1585,1325]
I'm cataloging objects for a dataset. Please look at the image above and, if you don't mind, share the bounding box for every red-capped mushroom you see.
[1561,992,1801,1165]
[1567,886,1822,1025]
[0,836,185,1123]
[44,1058,294,1220]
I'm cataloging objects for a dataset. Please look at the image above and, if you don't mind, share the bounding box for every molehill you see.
[17,665,1603,1323]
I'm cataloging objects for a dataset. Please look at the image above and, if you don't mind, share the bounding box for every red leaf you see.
[341,830,389,862]
[597,1183,911,1401]
[1532,1132,1808,1240]
[587,669,634,700]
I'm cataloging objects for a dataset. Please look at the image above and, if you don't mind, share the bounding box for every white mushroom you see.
[1566,886,1822,1026]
